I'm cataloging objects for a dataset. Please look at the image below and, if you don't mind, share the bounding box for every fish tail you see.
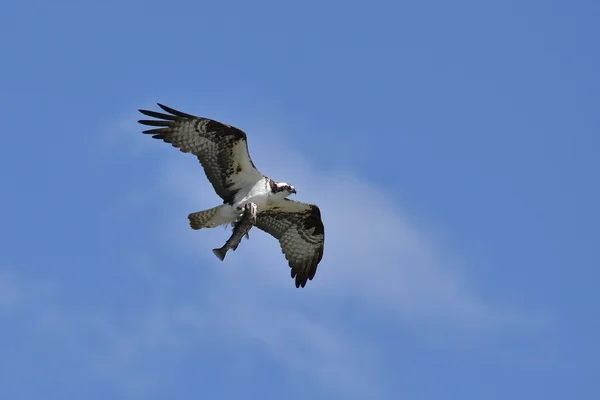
[212,246,227,261]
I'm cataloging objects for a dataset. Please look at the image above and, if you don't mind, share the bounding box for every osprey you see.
[138,103,325,288]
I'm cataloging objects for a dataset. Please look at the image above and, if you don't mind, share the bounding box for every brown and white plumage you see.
[138,104,325,288]
[256,199,325,288]
[139,103,262,204]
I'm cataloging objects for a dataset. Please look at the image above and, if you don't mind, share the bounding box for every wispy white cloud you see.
[110,114,541,397]
[8,107,542,399]
[1,265,382,399]
[153,124,523,331]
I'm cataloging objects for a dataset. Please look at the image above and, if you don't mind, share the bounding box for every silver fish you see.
[212,202,257,261]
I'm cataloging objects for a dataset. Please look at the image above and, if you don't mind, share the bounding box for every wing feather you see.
[255,199,325,288]
[138,109,179,121]
[138,103,263,203]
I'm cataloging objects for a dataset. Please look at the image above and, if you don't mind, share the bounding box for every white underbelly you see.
[233,193,269,211]
[232,179,270,212]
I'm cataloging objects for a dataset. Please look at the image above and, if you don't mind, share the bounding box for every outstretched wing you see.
[255,199,325,288]
[138,103,263,204]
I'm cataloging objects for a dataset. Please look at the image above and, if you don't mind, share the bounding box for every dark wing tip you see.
[138,104,197,120]
[140,127,170,135]
[291,261,318,289]
[139,108,179,121]
[138,119,173,127]
[156,103,197,119]
[293,270,306,288]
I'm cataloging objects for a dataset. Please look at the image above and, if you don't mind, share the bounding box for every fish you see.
[212,202,258,261]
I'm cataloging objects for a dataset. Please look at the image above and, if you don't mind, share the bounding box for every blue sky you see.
[1,0,598,398]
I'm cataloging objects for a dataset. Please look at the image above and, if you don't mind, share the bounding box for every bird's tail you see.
[188,205,225,230]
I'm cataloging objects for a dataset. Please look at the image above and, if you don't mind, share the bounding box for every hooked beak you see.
[291,188,297,194]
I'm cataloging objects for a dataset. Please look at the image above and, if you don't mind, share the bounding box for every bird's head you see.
[270,180,297,198]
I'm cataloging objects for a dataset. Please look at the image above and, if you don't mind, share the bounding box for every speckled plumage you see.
[138,104,325,288]
[256,199,324,288]
[139,103,260,204]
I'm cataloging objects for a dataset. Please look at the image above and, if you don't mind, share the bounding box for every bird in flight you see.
[138,104,325,288]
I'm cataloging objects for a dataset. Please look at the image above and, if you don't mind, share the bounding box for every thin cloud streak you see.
[7,109,541,398]
[0,265,383,399]
[152,125,522,331]
[113,115,539,395]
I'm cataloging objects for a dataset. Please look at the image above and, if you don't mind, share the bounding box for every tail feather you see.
[188,205,224,230]
[212,247,227,261]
